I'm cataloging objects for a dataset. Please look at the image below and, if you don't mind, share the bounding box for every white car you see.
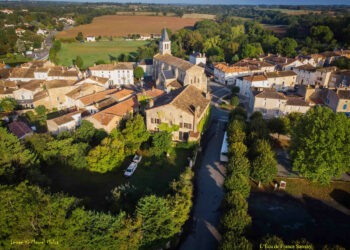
[124,162,138,177]
[133,154,142,163]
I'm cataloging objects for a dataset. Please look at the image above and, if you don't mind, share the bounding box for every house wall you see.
[47,86,77,109]
[253,97,287,118]
[90,69,134,86]
[267,75,296,91]
[145,103,208,141]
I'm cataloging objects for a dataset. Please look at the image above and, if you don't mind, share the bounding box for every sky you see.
[3,0,350,5]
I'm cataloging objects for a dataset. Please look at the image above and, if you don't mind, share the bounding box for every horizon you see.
[0,0,350,6]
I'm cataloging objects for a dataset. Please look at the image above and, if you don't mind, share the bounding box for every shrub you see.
[222,191,248,211]
[220,209,252,233]
[230,96,240,106]
[220,232,252,250]
[224,173,250,198]
[226,154,250,177]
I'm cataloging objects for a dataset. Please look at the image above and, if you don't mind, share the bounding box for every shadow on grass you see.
[248,191,350,248]
[330,189,350,209]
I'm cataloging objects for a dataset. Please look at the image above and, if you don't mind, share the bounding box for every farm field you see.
[56,15,202,39]
[261,8,322,15]
[115,11,176,16]
[262,24,288,36]
[56,38,148,67]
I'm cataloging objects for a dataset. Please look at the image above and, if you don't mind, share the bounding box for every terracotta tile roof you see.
[35,68,49,73]
[215,63,250,73]
[154,54,194,71]
[254,88,286,100]
[89,63,133,71]
[263,55,297,66]
[234,59,274,69]
[295,64,316,71]
[48,68,79,77]
[46,80,77,89]
[78,89,119,106]
[167,80,182,89]
[0,68,12,79]
[50,110,82,126]
[137,88,165,99]
[8,121,32,138]
[243,74,267,82]
[109,89,135,100]
[0,80,17,88]
[92,96,139,125]
[286,96,309,106]
[18,80,44,91]
[10,68,35,78]
[0,87,15,95]
[0,63,5,68]
[86,76,109,84]
[265,70,297,78]
[65,83,102,99]
[152,85,210,117]
[337,90,350,100]
[33,90,49,102]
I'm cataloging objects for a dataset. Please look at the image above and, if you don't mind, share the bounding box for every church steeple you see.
[159,28,171,55]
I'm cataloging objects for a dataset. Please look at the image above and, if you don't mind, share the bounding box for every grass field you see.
[260,8,321,15]
[115,11,177,17]
[262,24,288,35]
[56,38,148,67]
[56,15,202,39]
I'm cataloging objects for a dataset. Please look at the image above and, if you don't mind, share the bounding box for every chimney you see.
[149,98,154,108]
[152,86,155,92]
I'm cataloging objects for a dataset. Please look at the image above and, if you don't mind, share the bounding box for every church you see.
[152,28,208,93]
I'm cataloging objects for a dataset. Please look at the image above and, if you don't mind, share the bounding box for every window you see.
[343,104,347,110]
[184,123,192,129]
[56,97,60,101]
[179,122,183,128]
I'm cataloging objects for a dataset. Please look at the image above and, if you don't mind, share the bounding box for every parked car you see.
[133,154,142,163]
[124,162,138,177]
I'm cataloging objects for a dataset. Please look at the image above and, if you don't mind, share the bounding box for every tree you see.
[220,232,252,250]
[220,209,251,233]
[74,120,97,145]
[268,117,287,137]
[230,96,239,106]
[122,114,150,155]
[276,38,298,57]
[289,106,350,184]
[231,85,240,95]
[86,135,125,173]
[136,195,173,246]
[0,97,17,112]
[76,31,84,41]
[0,128,37,182]
[229,107,247,122]
[227,120,246,144]
[134,66,144,80]
[260,235,284,248]
[251,140,277,187]
[224,173,250,198]
[226,145,250,176]
[75,56,84,68]
[222,190,248,211]
[152,131,172,156]
[34,105,48,117]
[240,43,263,59]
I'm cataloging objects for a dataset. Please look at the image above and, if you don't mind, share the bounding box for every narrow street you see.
[180,83,229,250]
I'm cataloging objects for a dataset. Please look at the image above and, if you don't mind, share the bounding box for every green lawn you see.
[56,38,149,67]
[42,143,195,211]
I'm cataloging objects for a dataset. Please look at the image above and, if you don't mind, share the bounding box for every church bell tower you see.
[159,28,171,55]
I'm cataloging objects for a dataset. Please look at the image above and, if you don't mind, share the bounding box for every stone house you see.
[265,70,297,91]
[13,80,45,108]
[293,64,317,86]
[64,83,106,108]
[145,85,211,141]
[214,63,252,85]
[86,36,96,42]
[324,88,350,115]
[234,58,276,72]
[47,110,83,135]
[153,29,207,93]
[86,96,139,133]
[89,63,134,87]
[249,88,310,118]
[261,54,304,70]
[32,80,77,109]
[189,52,206,66]
[328,70,350,89]
[236,74,269,98]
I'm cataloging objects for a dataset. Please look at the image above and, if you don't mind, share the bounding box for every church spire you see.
[159,28,171,55]
[161,28,170,42]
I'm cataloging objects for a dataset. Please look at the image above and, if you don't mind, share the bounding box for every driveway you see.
[180,107,227,250]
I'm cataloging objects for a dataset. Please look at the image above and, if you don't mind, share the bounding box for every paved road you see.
[180,105,228,250]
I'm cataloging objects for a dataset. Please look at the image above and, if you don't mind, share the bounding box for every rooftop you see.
[265,70,297,78]
[215,63,250,73]
[78,89,119,105]
[243,74,267,82]
[151,85,210,117]
[89,62,134,71]
[154,54,194,71]
[8,121,32,138]
[254,88,286,100]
